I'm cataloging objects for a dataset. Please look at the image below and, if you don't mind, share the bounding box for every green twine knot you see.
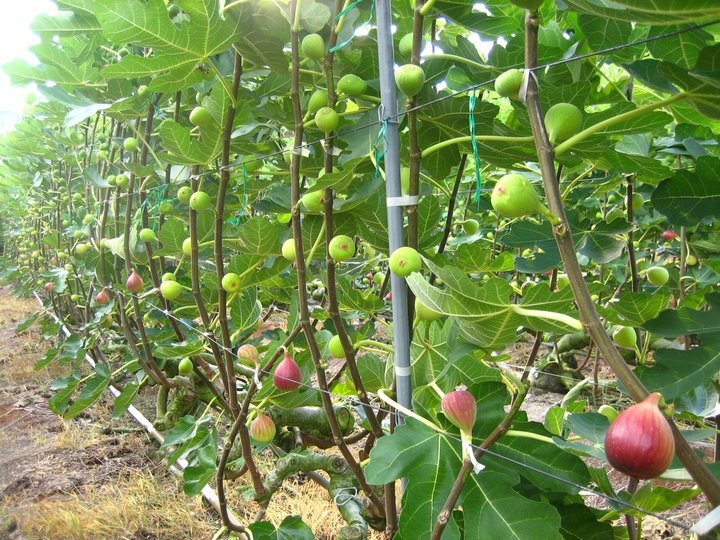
[329,0,376,53]
[468,87,483,211]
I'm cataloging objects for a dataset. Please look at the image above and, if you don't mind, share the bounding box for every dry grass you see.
[227,452,387,539]
[3,468,217,540]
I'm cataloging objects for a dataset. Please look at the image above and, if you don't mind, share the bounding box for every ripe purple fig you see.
[604,392,675,479]
[237,344,259,366]
[126,269,143,293]
[273,351,302,391]
[96,288,109,305]
[441,386,477,434]
[250,413,276,443]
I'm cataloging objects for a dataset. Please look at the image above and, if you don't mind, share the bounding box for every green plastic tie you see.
[372,117,388,180]
[226,163,248,225]
[468,88,483,211]
[329,0,375,53]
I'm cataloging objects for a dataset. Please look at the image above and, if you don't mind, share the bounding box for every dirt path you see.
[0,288,216,539]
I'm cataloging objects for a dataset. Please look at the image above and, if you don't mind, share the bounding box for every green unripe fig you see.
[189,106,213,128]
[328,335,345,358]
[686,254,698,266]
[613,325,637,349]
[398,33,416,58]
[82,214,94,225]
[373,272,385,286]
[189,191,211,211]
[221,272,242,293]
[337,74,367,97]
[301,190,325,213]
[72,192,83,203]
[628,192,644,210]
[395,64,425,98]
[75,243,90,256]
[123,137,139,152]
[494,69,524,100]
[598,404,619,423]
[389,246,422,277]
[491,173,540,218]
[556,273,569,290]
[646,266,669,286]
[314,107,340,134]
[282,238,296,262]
[178,357,193,375]
[158,200,174,214]
[400,166,410,196]
[162,272,176,282]
[97,150,108,161]
[509,0,544,9]
[182,237,192,257]
[139,228,157,243]
[177,186,192,203]
[328,235,355,262]
[415,298,444,321]
[307,89,328,115]
[137,85,150,99]
[107,175,117,186]
[545,103,582,145]
[462,219,479,235]
[301,33,325,62]
[115,173,129,188]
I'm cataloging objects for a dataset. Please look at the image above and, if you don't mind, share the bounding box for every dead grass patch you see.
[3,468,217,540]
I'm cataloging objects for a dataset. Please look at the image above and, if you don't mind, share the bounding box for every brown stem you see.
[188,166,230,398]
[625,177,639,292]
[523,10,720,506]
[289,2,384,515]
[215,51,244,418]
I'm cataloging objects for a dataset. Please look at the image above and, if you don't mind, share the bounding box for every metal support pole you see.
[376,0,413,422]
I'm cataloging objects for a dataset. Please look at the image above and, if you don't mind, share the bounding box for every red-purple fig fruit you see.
[250,413,276,443]
[44,282,54,293]
[126,270,143,293]
[441,386,477,434]
[273,351,302,391]
[96,288,109,305]
[604,392,675,479]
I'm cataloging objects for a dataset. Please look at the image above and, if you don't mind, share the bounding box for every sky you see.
[0,0,56,133]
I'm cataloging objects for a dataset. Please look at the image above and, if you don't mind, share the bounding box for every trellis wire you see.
[126,292,706,535]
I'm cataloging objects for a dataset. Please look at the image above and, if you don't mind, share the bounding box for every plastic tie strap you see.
[333,487,358,506]
[253,366,263,390]
[462,439,486,474]
[468,87,483,211]
[386,195,419,207]
[329,0,375,53]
